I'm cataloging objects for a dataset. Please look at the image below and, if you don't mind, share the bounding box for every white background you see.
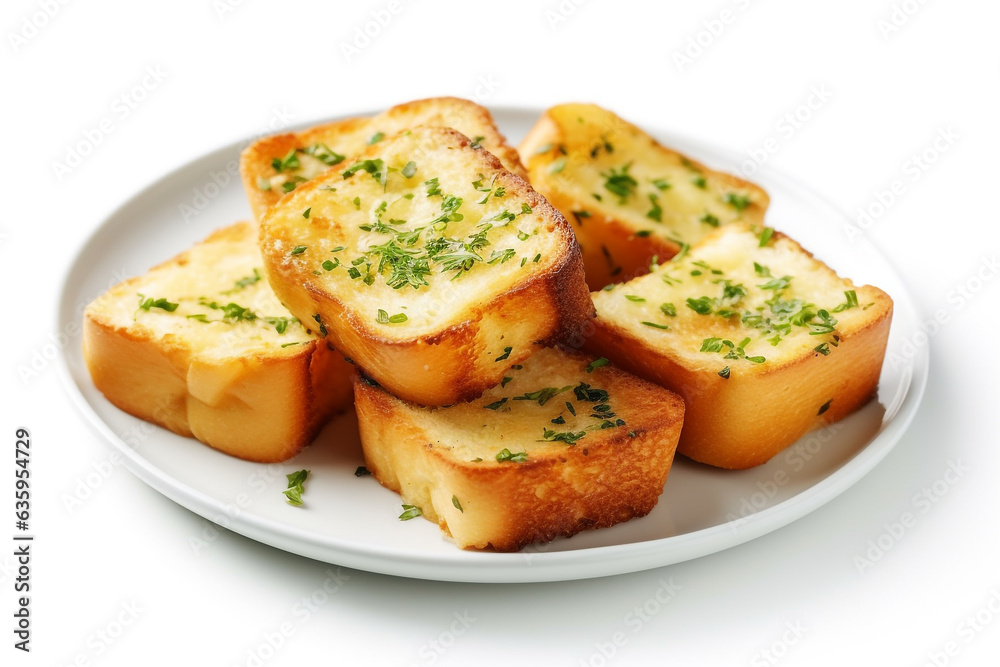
[3,0,999,665]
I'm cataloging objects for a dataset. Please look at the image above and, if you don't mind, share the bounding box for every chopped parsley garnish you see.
[225,268,262,293]
[548,157,567,174]
[312,314,328,337]
[368,131,385,145]
[700,213,720,227]
[686,296,714,315]
[137,295,178,313]
[343,158,388,189]
[718,366,731,379]
[513,386,571,406]
[808,310,838,336]
[642,321,670,330]
[469,135,485,149]
[692,175,707,189]
[398,504,422,520]
[542,429,586,445]
[290,245,307,255]
[758,276,792,291]
[700,337,765,364]
[283,469,309,506]
[452,495,464,513]
[271,149,300,173]
[625,294,646,303]
[281,177,307,193]
[484,397,508,411]
[303,142,345,166]
[651,178,671,191]
[401,161,417,178]
[573,382,609,403]
[660,302,677,317]
[814,342,831,356]
[496,448,528,463]
[302,207,311,219]
[831,290,859,312]
[424,177,442,197]
[586,358,610,373]
[758,226,774,247]
[265,317,295,334]
[601,163,638,203]
[495,346,512,362]
[646,194,663,222]
[376,309,407,324]
[700,337,726,353]
[488,248,517,265]
[724,192,752,211]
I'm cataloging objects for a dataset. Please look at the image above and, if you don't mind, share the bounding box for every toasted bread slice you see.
[353,346,685,551]
[587,223,892,469]
[83,222,354,462]
[241,97,527,220]
[519,103,769,290]
[259,126,593,407]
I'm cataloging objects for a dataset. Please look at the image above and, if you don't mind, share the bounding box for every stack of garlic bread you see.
[256,120,686,548]
[82,97,893,552]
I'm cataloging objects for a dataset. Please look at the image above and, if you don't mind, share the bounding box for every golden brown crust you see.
[352,346,685,551]
[586,225,893,469]
[586,310,891,469]
[259,127,594,407]
[240,97,526,221]
[82,222,354,462]
[519,103,769,290]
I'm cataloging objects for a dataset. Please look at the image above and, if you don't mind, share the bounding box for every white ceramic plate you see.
[57,107,928,583]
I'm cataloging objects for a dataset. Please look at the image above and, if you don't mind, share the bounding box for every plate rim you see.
[55,104,930,583]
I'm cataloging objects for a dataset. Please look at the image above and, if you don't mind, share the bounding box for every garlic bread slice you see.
[519,103,769,289]
[588,223,892,469]
[259,127,593,407]
[354,346,684,551]
[241,97,526,220]
[83,222,354,462]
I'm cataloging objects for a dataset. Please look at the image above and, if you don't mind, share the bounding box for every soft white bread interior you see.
[353,346,685,551]
[519,103,769,290]
[241,97,527,220]
[587,223,893,469]
[259,126,594,407]
[83,222,354,462]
